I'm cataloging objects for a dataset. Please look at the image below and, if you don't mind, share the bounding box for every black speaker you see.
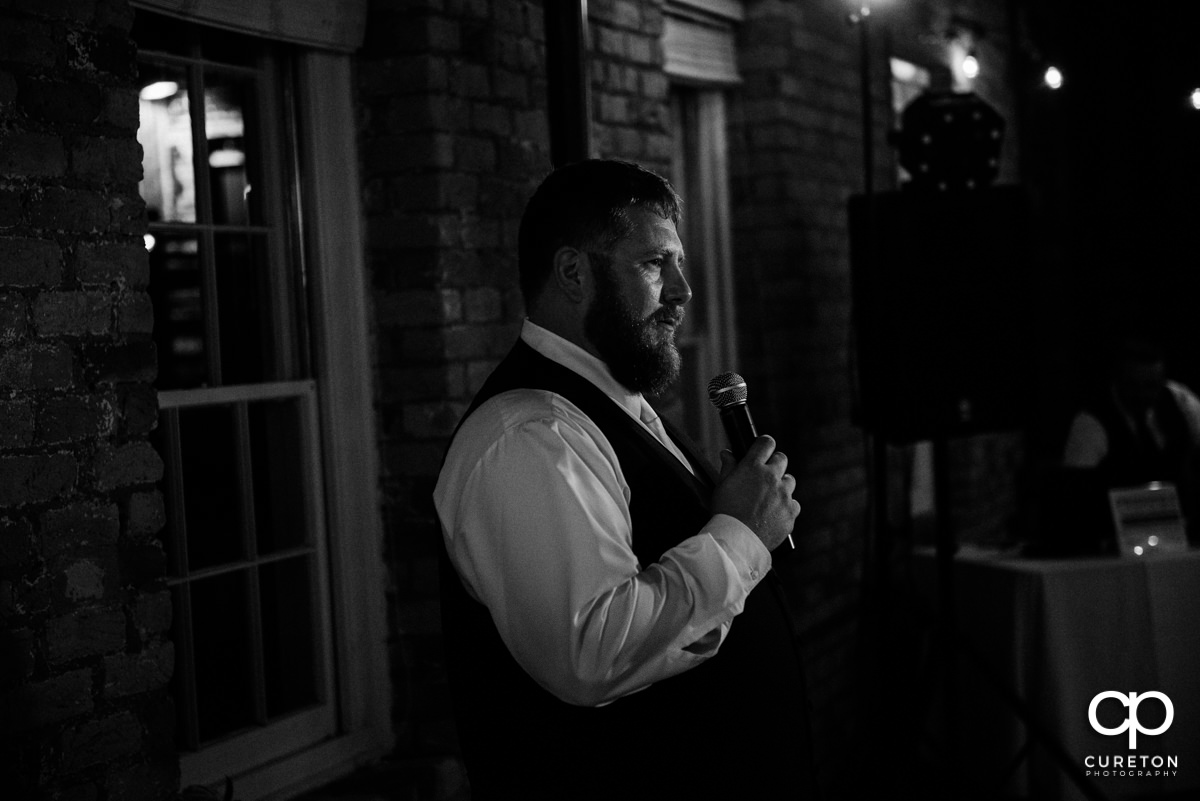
[849,186,1033,443]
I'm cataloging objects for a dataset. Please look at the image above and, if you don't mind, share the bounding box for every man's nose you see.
[662,262,692,307]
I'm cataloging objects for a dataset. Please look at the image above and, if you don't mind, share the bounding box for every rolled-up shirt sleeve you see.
[435,391,770,708]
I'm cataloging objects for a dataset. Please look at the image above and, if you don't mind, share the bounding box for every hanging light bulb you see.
[1043,66,1064,90]
[139,81,179,101]
[961,53,980,80]
[1191,88,1200,110]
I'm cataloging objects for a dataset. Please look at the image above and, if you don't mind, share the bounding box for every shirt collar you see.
[520,319,645,423]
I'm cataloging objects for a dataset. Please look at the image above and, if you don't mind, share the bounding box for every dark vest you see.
[438,340,816,800]
[1089,388,1189,490]
[1088,387,1198,536]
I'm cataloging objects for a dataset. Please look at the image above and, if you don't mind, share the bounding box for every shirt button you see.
[750,569,760,580]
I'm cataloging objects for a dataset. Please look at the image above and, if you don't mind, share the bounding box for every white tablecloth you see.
[916,547,1200,800]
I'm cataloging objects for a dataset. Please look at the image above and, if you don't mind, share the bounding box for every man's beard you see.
[583,255,684,396]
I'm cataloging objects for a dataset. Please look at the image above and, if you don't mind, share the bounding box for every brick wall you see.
[588,0,672,170]
[357,0,550,759]
[0,1,176,800]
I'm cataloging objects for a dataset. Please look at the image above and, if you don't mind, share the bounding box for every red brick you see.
[0,69,16,105]
[367,213,461,250]
[90,441,163,491]
[130,590,171,639]
[80,340,156,385]
[6,668,94,731]
[464,287,501,323]
[122,490,164,540]
[382,440,447,478]
[99,86,139,131]
[402,401,466,439]
[362,133,454,171]
[35,393,112,444]
[0,292,28,343]
[111,383,157,436]
[0,187,21,228]
[117,539,166,587]
[454,135,496,172]
[10,0,98,22]
[104,191,147,236]
[17,78,103,124]
[0,516,35,569]
[115,291,152,334]
[74,240,150,287]
[470,101,512,136]
[0,237,63,287]
[394,14,461,53]
[46,606,126,665]
[0,453,77,506]
[28,188,111,233]
[0,132,68,178]
[379,365,465,402]
[0,398,36,448]
[0,19,55,68]
[595,26,624,58]
[39,502,120,557]
[30,343,77,389]
[491,67,529,104]
[443,323,514,360]
[513,108,548,142]
[59,711,142,774]
[33,290,112,337]
[70,137,143,184]
[60,552,118,601]
[102,641,173,698]
[359,56,450,95]
[94,0,135,32]
[449,63,490,98]
[376,288,461,327]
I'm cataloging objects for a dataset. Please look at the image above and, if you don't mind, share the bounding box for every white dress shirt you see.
[434,319,771,708]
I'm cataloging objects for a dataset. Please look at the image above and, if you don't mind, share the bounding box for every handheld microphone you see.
[707,372,795,549]
[706,372,757,458]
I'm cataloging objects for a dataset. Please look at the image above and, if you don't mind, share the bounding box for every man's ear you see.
[551,246,587,303]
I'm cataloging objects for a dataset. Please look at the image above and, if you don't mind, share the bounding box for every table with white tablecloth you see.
[916,547,1200,800]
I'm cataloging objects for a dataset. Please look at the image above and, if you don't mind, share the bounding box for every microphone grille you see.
[707,372,748,409]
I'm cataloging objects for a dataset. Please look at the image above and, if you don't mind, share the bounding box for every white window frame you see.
[138,32,390,797]
[213,51,391,801]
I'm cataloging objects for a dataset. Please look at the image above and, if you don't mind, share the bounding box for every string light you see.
[1191,88,1200,110]
[1043,66,1064,90]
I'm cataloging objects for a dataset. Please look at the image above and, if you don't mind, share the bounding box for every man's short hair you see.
[517,159,681,305]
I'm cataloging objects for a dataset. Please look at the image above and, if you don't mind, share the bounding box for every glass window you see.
[666,87,739,461]
[135,11,335,775]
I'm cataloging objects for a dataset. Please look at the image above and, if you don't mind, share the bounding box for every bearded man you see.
[434,160,817,799]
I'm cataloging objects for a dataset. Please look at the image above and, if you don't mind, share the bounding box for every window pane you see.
[189,572,257,742]
[180,405,244,570]
[249,398,308,554]
[149,234,208,389]
[261,557,319,717]
[138,62,195,224]
[215,232,281,384]
[205,71,257,226]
